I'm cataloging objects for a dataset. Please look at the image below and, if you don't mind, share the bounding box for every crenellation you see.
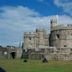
[23,16,72,60]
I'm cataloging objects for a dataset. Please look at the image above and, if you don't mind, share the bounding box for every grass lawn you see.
[0,59,72,72]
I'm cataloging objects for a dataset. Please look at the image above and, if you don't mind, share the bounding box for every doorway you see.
[11,52,16,59]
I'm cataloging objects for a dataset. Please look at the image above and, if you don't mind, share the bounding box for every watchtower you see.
[50,15,58,31]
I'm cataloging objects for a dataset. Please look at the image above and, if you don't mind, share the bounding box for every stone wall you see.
[49,29,72,48]
[23,28,49,50]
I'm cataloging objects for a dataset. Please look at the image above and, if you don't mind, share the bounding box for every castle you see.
[0,16,72,60]
[23,16,72,60]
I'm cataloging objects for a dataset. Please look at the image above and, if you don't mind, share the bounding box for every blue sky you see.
[0,0,72,46]
[0,0,65,15]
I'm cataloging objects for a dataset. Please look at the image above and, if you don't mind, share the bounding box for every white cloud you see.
[54,0,72,16]
[0,6,72,46]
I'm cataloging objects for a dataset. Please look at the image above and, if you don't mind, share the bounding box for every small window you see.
[57,34,59,38]
[56,34,60,39]
[64,45,67,47]
[29,37,31,40]
[70,49,72,51]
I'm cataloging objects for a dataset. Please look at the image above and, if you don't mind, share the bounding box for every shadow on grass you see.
[0,67,6,72]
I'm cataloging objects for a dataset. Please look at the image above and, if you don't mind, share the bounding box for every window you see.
[29,37,31,40]
[70,49,72,51]
[57,34,60,39]
[64,45,67,47]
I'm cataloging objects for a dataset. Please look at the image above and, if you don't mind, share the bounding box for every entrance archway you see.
[11,52,16,59]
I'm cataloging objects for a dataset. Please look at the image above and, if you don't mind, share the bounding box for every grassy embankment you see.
[0,59,72,72]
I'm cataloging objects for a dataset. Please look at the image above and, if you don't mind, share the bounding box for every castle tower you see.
[23,32,36,50]
[36,28,45,46]
[50,15,58,31]
[23,32,30,50]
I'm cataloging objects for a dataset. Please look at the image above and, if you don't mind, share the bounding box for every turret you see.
[50,15,58,31]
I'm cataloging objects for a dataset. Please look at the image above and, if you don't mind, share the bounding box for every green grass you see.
[0,59,72,72]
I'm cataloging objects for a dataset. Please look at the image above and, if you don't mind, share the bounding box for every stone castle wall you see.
[23,17,72,60]
[49,29,72,48]
[23,28,49,50]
